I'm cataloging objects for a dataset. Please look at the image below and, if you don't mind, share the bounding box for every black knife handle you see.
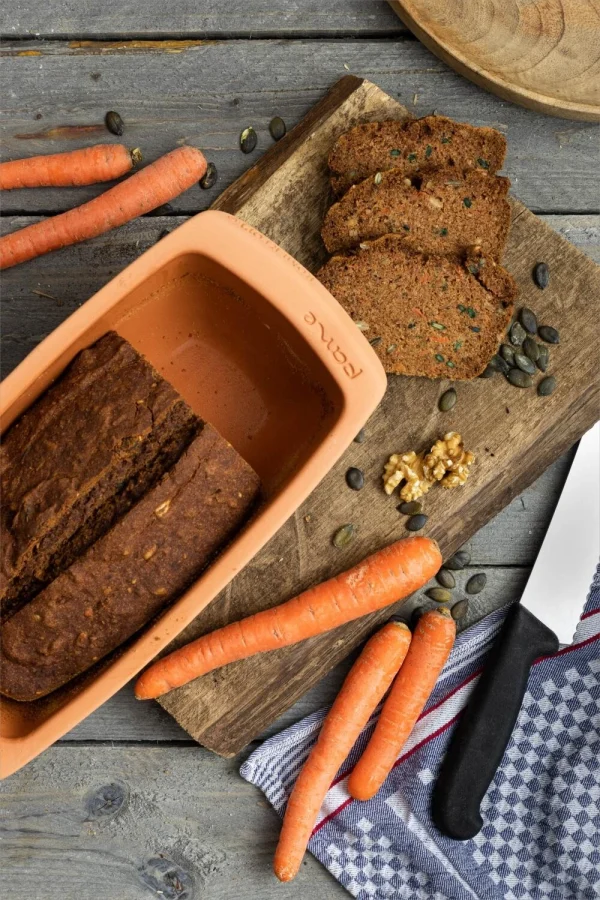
[432,603,559,840]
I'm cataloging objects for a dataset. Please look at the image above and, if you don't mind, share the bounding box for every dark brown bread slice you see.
[0,332,200,620]
[0,423,261,701]
[329,115,507,196]
[317,237,517,380]
[322,168,511,261]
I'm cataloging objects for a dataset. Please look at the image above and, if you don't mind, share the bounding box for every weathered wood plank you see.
[63,565,533,742]
[2,1,404,39]
[0,744,348,899]
[1,41,598,215]
[2,214,598,379]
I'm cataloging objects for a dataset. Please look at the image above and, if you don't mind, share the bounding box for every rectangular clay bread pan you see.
[0,210,387,778]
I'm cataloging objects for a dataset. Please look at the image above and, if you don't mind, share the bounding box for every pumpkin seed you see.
[507,368,533,388]
[536,344,550,372]
[240,126,257,154]
[355,321,370,332]
[538,375,557,397]
[374,172,383,185]
[398,501,422,516]
[479,363,496,379]
[105,110,124,135]
[522,336,539,363]
[346,467,364,491]
[426,587,452,603]
[466,572,487,594]
[436,568,456,589]
[410,606,424,629]
[500,344,515,366]
[491,354,510,375]
[269,116,286,141]
[514,352,537,375]
[519,307,538,334]
[354,428,366,444]
[509,321,526,346]
[386,344,397,354]
[406,514,428,532]
[538,325,560,344]
[369,336,382,347]
[445,549,471,570]
[332,524,355,549]
[199,161,218,189]
[451,598,469,621]
[439,388,457,412]
[533,262,549,290]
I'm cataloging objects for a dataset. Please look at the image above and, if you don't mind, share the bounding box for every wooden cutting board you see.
[388,0,600,122]
[158,76,600,756]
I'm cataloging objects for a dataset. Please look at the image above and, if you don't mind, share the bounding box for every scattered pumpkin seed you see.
[466,572,487,594]
[269,116,286,141]
[346,467,365,491]
[500,344,515,366]
[507,368,533,388]
[240,126,257,153]
[519,307,538,334]
[514,352,537,375]
[426,587,452,603]
[533,262,549,290]
[451,598,469,621]
[439,388,457,412]
[538,375,557,397]
[445,550,471,570]
[410,606,424,629]
[354,428,366,444]
[522,336,539,363]
[538,325,560,344]
[509,321,526,346]
[479,363,496,379]
[536,344,550,372]
[332,524,355,549]
[436,569,456,589]
[105,110,124,135]
[406,514,428,532]
[491,354,510,375]
[374,172,383,185]
[398,501,422,516]
[199,161,218,189]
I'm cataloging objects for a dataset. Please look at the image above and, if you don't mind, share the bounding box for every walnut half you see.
[383,432,475,500]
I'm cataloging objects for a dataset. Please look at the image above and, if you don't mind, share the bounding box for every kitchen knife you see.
[432,421,600,840]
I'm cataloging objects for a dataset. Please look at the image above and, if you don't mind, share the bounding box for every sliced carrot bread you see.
[317,237,517,380]
[321,168,511,260]
[329,115,507,197]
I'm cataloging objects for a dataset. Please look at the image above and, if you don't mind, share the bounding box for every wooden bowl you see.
[0,211,386,778]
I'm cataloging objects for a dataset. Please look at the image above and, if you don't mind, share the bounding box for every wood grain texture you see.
[388,0,600,121]
[1,40,599,217]
[2,0,404,39]
[153,78,600,756]
[0,744,348,900]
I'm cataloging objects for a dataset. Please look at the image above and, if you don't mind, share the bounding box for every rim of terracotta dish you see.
[0,211,387,778]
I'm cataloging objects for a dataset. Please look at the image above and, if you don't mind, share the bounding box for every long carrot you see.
[274,620,412,882]
[0,146,207,269]
[0,144,141,190]
[348,607,456,801]
[135,536,441,700]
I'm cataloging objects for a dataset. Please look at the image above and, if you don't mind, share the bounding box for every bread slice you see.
[322,168,511,261]
[329,116,507,196]
[317,237,517,380]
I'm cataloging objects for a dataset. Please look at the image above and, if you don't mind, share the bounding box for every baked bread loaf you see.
[0,332,200,620]
[0,423,260,701]
[329,115,507,197]
[317,237,517,379]
[321,168,511,260]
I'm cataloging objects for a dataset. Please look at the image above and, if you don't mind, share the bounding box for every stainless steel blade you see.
[521,421,600,644]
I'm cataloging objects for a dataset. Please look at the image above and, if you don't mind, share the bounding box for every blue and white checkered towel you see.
[241,565,600,899]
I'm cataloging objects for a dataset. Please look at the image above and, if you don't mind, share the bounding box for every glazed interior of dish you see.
[0,251,344,738]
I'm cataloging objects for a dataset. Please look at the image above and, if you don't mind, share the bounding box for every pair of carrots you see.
[134,536,454,882]
[0,143,207,268]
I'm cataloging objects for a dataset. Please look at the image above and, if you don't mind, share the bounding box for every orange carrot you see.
[274,620,412,882]
[0,144,141,190]
[0,146,206,269]
[348,607,456,801]
[135,536,441,700]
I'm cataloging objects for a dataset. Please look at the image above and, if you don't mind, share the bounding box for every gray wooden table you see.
[1,4,599,898]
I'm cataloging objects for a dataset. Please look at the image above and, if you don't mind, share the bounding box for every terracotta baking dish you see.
[0,210,386,778]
